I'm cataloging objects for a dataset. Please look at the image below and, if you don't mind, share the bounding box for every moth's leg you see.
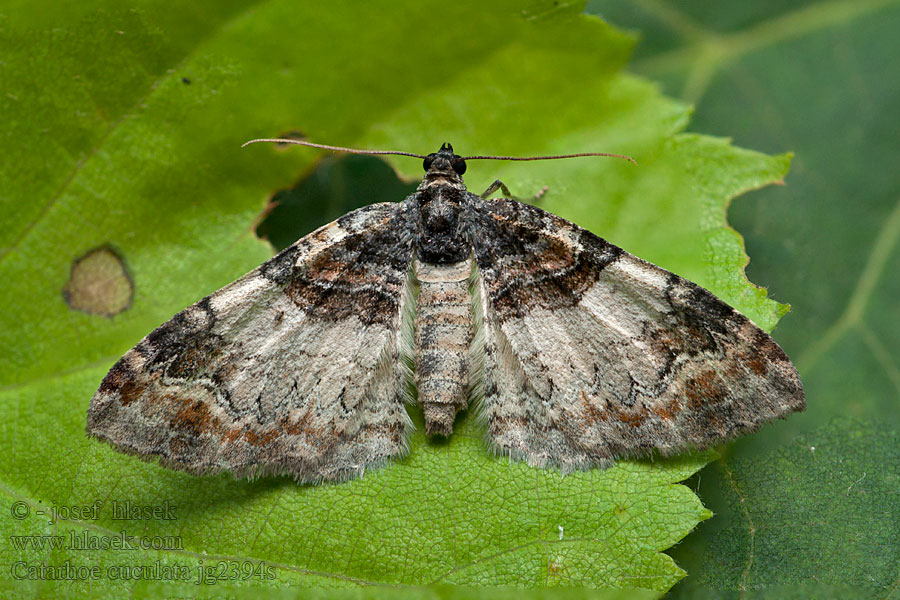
[531,185,549,203]
[480,179,549,203]
[480,179,512,199]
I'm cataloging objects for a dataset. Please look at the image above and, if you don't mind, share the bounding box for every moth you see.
[87,140,804,483]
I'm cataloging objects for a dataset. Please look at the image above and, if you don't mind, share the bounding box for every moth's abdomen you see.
[414,258,474,436]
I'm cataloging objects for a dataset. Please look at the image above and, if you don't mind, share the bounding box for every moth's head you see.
[423,143,467,178]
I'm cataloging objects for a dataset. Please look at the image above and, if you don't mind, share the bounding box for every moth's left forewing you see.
[470,198,804,472]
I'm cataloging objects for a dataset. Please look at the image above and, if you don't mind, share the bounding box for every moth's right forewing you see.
[87,202,417,483]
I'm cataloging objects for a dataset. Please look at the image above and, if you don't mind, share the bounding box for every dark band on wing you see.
[472,198,622,319]
[285,207,414,326]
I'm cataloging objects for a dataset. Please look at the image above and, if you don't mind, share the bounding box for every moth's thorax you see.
[415,181,470,264]
[418,170,466,192]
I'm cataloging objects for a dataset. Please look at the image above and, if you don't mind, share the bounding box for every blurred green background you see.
[2,1,898,599]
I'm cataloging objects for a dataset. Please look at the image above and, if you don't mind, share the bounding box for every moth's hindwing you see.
[470,198,804,471]
[87,202,416,483]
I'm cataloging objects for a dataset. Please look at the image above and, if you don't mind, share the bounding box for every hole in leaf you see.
[256,154,419,251]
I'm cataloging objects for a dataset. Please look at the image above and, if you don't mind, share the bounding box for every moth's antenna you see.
[462,151,637,165]
[242,138,636,165]
[241,138,428,159]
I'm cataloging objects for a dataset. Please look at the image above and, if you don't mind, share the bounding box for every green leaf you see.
[585,0,900,596]
[686,419,898,599]
[1,1,792,597]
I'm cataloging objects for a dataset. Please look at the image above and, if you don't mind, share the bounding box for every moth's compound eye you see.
[423,154,437,171]
[452,158,467,175]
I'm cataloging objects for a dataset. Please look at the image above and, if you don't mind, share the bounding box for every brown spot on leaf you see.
[63,246,133,317]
